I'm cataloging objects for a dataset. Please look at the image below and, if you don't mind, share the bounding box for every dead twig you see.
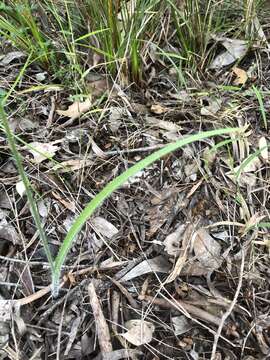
[88,281,113,357]
[139,294,221,326]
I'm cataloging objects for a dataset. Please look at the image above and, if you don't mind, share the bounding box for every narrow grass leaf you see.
[53,127,239,294]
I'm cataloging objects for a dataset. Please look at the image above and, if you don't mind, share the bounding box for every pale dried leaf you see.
[0,51,25,66]
[150,104,168,114]
[27,142,59,163]
[201,98,221,116]
[108,107,128,132]
[164,224,186,256]
[0,300,13,321]
[121,255,170,281]
[232,67,248,85]
[259,137,268,161]
[51,158,93,172]
[166,223,195,283]
[122,319,155,346]
[64,316,81,356]
[16,180,26,197]
[56,96,92,120]
[91,216,118,239]
[172,316,193,335]
[193,228,222,270]
[0,218,20,244]
[209,38,247,69]
[91,139,107,159]
[146,116,181,131]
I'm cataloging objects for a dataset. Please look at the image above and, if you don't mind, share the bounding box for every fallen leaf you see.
[56,96,92,120]
[108,107,128,132]
[51,158,93,172]
[27,141,59,163]
[146,116,181,132]
[164,224,186,256]
[193,228,222,270]
[16,180,26,197]
[0,299,14,322]
[201,98,222,116]
[121,320,155,346]
[91,217,119,239]
[0,51,25,66]
[259,136,268,161]
[172,316,193,336]
[52,191,76,212]
[232,67,248,85]
[121,255,171,281]
[209,38,247,69]
[150,104,168,114]
[147,189,177,237]
[0,218,20,244]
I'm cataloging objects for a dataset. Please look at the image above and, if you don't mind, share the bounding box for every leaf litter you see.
[1,20,270,360]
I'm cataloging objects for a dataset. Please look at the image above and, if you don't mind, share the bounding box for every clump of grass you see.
[166,0,232,76]
[77,0,164,84]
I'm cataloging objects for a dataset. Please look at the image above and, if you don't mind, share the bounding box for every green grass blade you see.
[52,127,239,294]
[0,54,55,274]
[252,85,268,130]
[0,106,55,270]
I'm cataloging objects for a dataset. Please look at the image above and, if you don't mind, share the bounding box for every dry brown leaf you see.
[147,189,177,237]
[232,67,248,85]
[27,141,60,163]
[51,158,93,172]
[193,228,222,270]
[91,216,119,239]
[121,255,170,282]
[0,299,14,321]
[164,224,186,256]
[166,223,195,283]
[146,116,181,132]
[150,104,168,114]
[56,96,92,120]
[87,78,110,97]
[259,136,268,161]
[121,320,155,346]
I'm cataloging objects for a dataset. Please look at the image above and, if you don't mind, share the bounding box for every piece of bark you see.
[88,281,113,357]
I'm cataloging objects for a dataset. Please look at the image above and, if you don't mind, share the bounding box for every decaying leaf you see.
[0,51,25,66]
[150,104,168,114]
[91,216,119,239]
[0,299,13,322]
[0,218,20,244]
[51,158,93,172]
[201,98,222,116]
[27,141,60,163]
[147,189,177,237]
[166,223,195,283]
[164,224,186,256]
[108,107,127,132]
[232,67,248,85]
[121,319,155,346]
[146,116,181,132]
[172,316,193,336]
[16,180,26,197]
[56,96,92,120]
[259,136,268,161]
[121,255,171,282]
[209,38,248,69]
[193,228,222,270]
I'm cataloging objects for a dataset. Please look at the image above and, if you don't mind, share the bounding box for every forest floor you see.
[0,6,270,360]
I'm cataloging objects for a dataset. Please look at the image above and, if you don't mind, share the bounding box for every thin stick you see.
[210,249,245,360]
